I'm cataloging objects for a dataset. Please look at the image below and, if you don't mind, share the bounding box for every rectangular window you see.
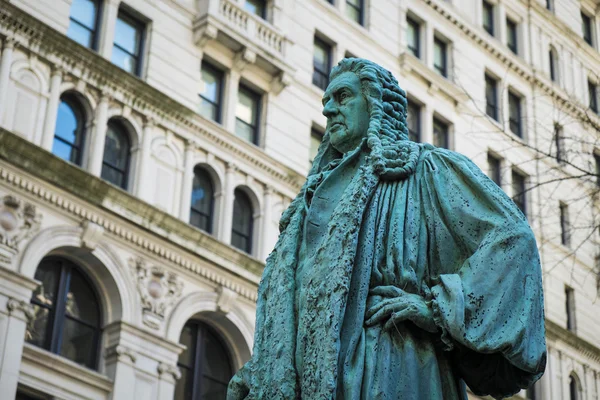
[589,80,599,114]
[565,286,576,332]
[549,49,558,83]
[511,170,526,214]
[310,129,323,164]
[506,18,518,54]
[244,0,266,19]
[508,91,523,137]
[433,37,448,78]
[67,0,100,49]
[487,153,501,186]
[554,124,565,163]
[546,0,553,12]
[236,84,260,144]
[313,36,332,91]
[582,12,593,46]
[198,63,223,123]
[406,16,421,58]
[560,202,571,247]
[482,0,494,36]
[346,0,364,25]
[111,10,145,76]
[433,117,449,149]
[407,101,421,142]
[595,153,600,187]
[485,74,499,121]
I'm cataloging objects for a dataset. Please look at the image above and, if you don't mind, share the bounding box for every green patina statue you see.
[228,58,546,399]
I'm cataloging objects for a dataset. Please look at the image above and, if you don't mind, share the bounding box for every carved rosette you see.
[0,195,41,266]
[130,257,183,330]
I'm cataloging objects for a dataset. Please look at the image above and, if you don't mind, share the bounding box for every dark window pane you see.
[511,171,526,214]
[310,130,323,163]
[199,101,218,121]
[235,121,256,143]
[232,189,253,253]
[582,12,593,45]
[237,87,259,125]
[569,375,578,400]
[433,117,449,148]
[346,0,363,24]
[488,154,501,186]
[549,50,557,82]
[407,102,420,142]
[64,269,100,326]
[509,92,522,137]
[482,1,494,35]
[589,81,598,113]
[485,75,498,120]
[313,37,331,90]
[101,122,130,189]
[54,101,79,144]
[67,22,94,48]
[434,38,447,77]
[111,46,137,75]
[178,324,196,368]
[200,64,222,104]
[114,16,140,55]
[59,317,97,368]
[32,261,60,308]
[407,17,420,58]
[507,19,518,54]
[244,0,266,18]
[191,168,214,233]
[202,328,233,382]
[52,138,80,165]
[201,377,228,400]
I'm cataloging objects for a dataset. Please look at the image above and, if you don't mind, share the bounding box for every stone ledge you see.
[546,319,600,363]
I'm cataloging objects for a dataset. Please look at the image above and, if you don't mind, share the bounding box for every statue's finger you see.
[384,309,413,331]
[365,303,407,326]
[369,286,405,297]
[365,297,398,318]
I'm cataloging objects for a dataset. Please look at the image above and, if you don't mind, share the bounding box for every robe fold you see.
[228,142,546,400]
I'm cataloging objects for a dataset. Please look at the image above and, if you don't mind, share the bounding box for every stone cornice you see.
[104,321,185,357]
[0,129,262,302]
[424,0,600,129]
[21,343,114,393]
[546,319,600,364]
[0,2,304,196]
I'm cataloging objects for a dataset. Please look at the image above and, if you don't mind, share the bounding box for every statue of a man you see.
[228,58,546,399]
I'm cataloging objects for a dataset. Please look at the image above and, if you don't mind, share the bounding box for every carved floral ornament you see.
[130,257,183,330]
[0,195,41,266]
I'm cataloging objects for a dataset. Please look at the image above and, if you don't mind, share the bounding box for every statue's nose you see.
[322,99,338,118]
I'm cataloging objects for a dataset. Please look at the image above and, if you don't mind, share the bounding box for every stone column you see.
[157,362,181,400]
[41,68,64,151]
[0,38,15,125]
[219,163,237,244]
[88,94,110,176]
[179,141,196,223]
[135,118,155,201]
[224,70,241,133]
[260,185,274,261]
[0,267,38,400]
[425,23,435,70]
[497,3,507,46]
[105,345,137,400]
[98,0,120,60]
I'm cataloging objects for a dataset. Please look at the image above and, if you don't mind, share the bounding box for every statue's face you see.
[322,71,370,153]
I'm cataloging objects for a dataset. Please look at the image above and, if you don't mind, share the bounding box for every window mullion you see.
[50,263,71,353]
[192,323,204,400]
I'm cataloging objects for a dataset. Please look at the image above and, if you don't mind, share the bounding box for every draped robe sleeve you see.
[420,148,546,398]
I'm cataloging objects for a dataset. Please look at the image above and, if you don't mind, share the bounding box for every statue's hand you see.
[365,286,437,333]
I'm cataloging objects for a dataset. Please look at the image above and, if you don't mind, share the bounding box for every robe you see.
[228,141,546,400]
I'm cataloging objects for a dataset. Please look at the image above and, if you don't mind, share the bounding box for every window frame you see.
[190,166,215,234]
[559,202,571,247]
[176,321,234,400]
[235,84,261,145]
[433,36,448,78]
[565,286,576,332]
[482,0,495,36]
[508,91,523,138]
[581,11,594,46]
[511,169,527,215]
[406,15,421,58]
[310,128,324,165]
[589,80,598,114]
[231,188,254,254]
[549,47,559,83]
[554,123,565,163]
[199,62,224,123]
[101,119,131,190]
[406,100,421,143]
[432,116,450,149]
[112,8,146,77]
[53,94,87,167]
[594,152,600,187]
[313,35,333,91]
[485,73,499,121]
[345,0,365,26]
[487,153,502,186]
[67,0,102,50]
[244,0,267,19]
[27,257,103,371]
[506,18,518,54]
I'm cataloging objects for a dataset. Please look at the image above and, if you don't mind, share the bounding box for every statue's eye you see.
[339,91,350,102]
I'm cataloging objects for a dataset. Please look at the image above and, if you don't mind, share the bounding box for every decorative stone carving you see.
[7,297,35,321]
[157,361,181,382]
[80,220,104,250]
[216,286,238,314]
[105,344,137,364]
[130,257,183,329]
[0,195,41,266]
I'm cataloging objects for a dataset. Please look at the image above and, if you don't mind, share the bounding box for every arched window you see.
[569,374,580,400]
[52,95,86,166]
[101,120,131,189]
[25,257,102,370]
[190,167,215,233]
[175,321,234,400]
[231,188,253,253]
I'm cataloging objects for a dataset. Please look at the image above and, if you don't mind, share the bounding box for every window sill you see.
[19,343,113,399]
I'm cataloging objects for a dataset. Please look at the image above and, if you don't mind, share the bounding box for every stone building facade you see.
[0,0,598,399]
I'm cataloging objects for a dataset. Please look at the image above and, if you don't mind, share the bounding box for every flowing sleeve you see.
[419,147,546,399]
